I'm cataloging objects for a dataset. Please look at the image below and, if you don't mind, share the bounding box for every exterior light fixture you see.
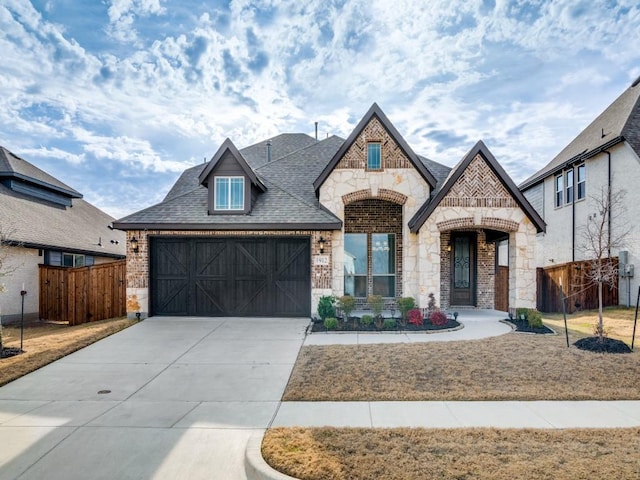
[446,243,452,253]
[318,236,326,254]
[130,236,139,253]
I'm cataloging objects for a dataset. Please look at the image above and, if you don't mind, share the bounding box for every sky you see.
[1,0,640,219]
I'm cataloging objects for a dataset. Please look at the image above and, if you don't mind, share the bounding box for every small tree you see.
[338,295,357,328]
[0,228,20,354]
[397,297,415,322]
[580,187,630,342]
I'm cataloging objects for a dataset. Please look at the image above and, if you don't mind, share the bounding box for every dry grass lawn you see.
[0,317,137,386]
[263,427,640,480]
[283,330,640,401]
[543,307,638,345]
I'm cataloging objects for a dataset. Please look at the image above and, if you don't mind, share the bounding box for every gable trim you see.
[409,140,546,234]
[199,138,267,192]
[313,103,437,194]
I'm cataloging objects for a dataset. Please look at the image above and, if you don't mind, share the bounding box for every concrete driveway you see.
[0,317,309,480]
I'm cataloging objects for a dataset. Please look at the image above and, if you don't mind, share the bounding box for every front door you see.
[451,234,476,306]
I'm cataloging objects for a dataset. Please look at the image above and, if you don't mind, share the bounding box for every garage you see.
[150,237,311,317]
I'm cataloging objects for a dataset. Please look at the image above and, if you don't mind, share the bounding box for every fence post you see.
[633,286,639,351]
[560,285,569,348]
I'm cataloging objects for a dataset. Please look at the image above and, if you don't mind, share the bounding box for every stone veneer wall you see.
[439,230,496,309]
[125,229,332,318]
[344,199,403,308]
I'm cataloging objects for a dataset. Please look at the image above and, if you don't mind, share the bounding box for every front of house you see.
[115,104,544,318]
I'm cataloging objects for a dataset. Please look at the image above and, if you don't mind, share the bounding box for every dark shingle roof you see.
[0,146,82,197]
[520,79,640,189]
[241,133,317,168]
[0,148,125,256]
[418,155,451,194]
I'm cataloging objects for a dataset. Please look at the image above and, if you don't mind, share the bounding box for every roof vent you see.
[632,75,640,88]
[266,140,272,162]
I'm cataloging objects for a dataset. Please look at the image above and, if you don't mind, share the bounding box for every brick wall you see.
[344,199,403,307]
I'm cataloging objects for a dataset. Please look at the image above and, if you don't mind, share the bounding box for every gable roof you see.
[198,138,266,192]
[0,147,124,257]
[409,140,546,233]
[0,146,82,198]
[520,78,640,190]
[241,133,317,168]
[313,103,437,193]
[115,136,343,230]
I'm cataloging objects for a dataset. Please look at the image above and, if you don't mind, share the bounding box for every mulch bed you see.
[1,347,23,359]
[574,336,633,353]
[505,319,554,334]
[310,318,460,333]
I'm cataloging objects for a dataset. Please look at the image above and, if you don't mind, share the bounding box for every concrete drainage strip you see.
[245,432,299,480]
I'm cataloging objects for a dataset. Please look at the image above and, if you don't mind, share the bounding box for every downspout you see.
[572,167,576,262]
[605,150,611,257]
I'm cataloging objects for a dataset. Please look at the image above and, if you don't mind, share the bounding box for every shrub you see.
[318,295,336,320]
[527,310,543,329]
[383,318,397,330]
[396,297,415,320]
[360,314,373,326]
[367,295,384,318]
[407,308,424,326]
[429,310,448,326]
[516,307,529,321]
[323,317,338,330]
[337,295,356,319]
[427,293,437,313]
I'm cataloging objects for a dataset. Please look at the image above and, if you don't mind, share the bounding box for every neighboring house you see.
[115,104,544,318]
[520,77,640,306]
[0,147,126,322]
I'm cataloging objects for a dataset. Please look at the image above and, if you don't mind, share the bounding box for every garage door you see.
[150,237,311,317]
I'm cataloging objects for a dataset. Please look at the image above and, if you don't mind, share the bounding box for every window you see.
[577,164,586,200]
[62,253,85,267]
[344,232,396,297]
[367,142,381,169]
[565,169,574,204]
[555,175,563,207]
[214,177,244,210]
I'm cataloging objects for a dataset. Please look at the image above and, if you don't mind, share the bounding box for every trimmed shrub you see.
[360,314,374,326]
[429,310,448,326]
[367,295,384,318]
[516,307,529,321]
[527,309,543,329]
[383,318,397,330]
[318,295,336,320]
[337,295,356,319]
[407,308,424,326]
[397,297,416,320]
[323,317,338,330]
[427,293,437,313]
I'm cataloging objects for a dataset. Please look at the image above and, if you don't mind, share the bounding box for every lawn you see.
[263,427,640,480]
[269,310,640,479]
[283,329,640,401]
[0,317,137,386]
[543,306,638,345]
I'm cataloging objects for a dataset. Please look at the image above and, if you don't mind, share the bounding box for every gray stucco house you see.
[115,104,544,318]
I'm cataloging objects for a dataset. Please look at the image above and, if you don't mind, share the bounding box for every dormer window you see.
[214,176,244,210]
[367,142,381,170]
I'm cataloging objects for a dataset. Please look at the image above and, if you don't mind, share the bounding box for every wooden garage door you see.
[150,237,311,317]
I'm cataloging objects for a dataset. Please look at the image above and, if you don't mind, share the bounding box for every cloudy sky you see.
[1,0,639,219]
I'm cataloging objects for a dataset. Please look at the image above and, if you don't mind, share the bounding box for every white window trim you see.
[214,176,245,211]
[576,164,586,200]
[565,169,574,204]
[554,174,563,208]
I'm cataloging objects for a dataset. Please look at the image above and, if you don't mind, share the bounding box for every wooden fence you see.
[536,258,618,313]
[39,260,126,325]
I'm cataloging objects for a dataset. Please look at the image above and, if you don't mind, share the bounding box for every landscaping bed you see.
[574,336,633,353]
[263,427,640,480]
[505,318,554,334]
[310,317,460,333]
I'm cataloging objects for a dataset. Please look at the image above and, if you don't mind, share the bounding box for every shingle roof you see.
[115,136,345,230]
[0,152,125,257]
[241,133,317,169]
[0,146,82,197]
[418,155,451,194]
[520,79,640,189]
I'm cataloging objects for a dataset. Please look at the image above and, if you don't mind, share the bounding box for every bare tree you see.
[580,187,630,341]
[0,227,20,289]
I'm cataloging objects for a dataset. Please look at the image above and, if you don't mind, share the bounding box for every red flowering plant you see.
[429,310,448,326]
[407,308,424,326]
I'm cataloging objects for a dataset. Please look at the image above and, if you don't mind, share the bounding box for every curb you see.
[245,432,300,480]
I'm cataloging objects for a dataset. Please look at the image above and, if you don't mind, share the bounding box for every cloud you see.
[106,0,166,43]
[18,146,86,165]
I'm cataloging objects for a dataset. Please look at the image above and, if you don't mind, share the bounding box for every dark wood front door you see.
[151,237,310,317]
[450,234,476,306]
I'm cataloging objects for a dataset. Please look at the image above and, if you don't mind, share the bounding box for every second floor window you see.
[566,169,574,204]
[577,164,586,200]
[367,142,381,170]
[555,175,563,208]
[214,177,244,210]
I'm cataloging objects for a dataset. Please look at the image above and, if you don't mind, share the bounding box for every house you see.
[520,77,640,307]
[114,104,544,318]
[0,147,126,322]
